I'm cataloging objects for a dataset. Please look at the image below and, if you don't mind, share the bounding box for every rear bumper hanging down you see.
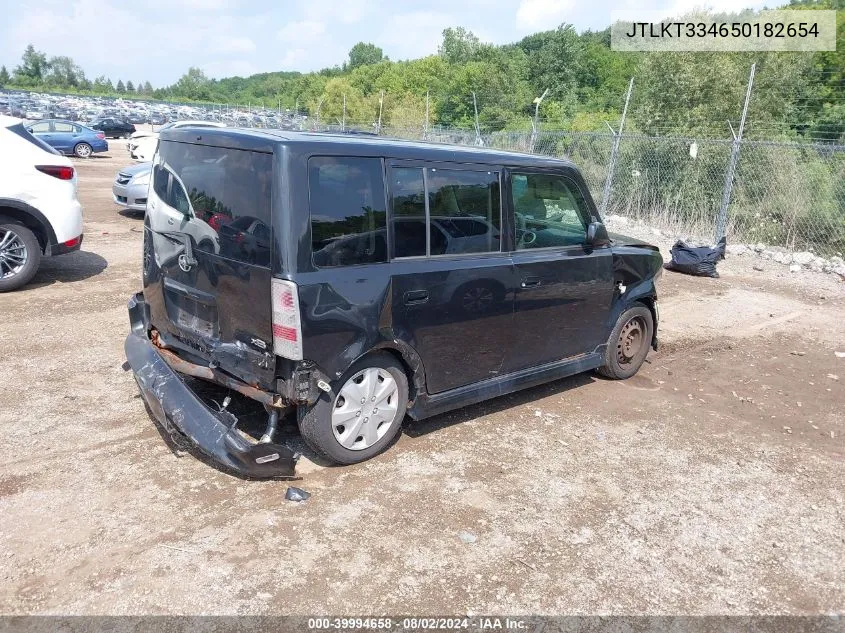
[124,298,298,478]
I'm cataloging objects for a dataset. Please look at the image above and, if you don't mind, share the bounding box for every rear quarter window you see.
[309,156,387,267]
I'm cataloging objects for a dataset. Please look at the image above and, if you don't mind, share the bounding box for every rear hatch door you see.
[143,138,277,388]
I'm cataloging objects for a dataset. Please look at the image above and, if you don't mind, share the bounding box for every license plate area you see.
[164,285,218,339]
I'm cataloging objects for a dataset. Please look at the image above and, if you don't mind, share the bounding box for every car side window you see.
[389,166,501,258]
[53,122,74,133]
[29,122,50,133]
[511,173,591,249]
[309,157,388,268]
[389,167,426,258]
[427,168,500,255]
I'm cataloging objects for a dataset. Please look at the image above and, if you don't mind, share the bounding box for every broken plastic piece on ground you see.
[664,236,726,278]
[285,486,311,502]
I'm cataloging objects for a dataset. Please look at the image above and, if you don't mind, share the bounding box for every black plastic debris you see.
[285,486,311,502]
[664,236,726,278]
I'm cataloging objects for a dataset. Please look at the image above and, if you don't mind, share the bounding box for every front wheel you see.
[298,353,408,464]
[74,142,92,158]
[597,304,654,379]
[0,221,41,292]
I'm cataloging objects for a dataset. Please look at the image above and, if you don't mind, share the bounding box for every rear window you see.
[6,122,60,155]
[309,157,387,267]
[154,141,273,266]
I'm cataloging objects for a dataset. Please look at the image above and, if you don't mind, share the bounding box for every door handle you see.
[404,290,429,305]
[521,277,541,288]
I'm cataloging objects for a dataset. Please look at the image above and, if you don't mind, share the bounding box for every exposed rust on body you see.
[154,342,289,410]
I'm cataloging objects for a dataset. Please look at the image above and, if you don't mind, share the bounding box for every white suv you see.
[0,115,84,292]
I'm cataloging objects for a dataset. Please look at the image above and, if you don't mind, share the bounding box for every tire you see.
[299,353,408,465]
[74,142,92,158]
[0,221,41,292]
[596,303,654,380]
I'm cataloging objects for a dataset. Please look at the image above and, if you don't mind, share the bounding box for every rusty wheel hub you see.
[617,317,645,364]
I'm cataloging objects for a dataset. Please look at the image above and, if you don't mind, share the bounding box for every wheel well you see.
[0,206,49,253]
[369,347,422,403]
[634,296,658,345]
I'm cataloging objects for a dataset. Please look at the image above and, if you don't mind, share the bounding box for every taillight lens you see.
[271,279,303,361]
[96,132,105,140]
[36,165,74,180]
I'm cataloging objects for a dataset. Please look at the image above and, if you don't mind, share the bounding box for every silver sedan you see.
[113,162,151,212]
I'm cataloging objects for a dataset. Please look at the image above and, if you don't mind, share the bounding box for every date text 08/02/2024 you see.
[307,617,532,630]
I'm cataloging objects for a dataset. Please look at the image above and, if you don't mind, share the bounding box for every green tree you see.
[0,66,9,87]
[348,42,385,70]
[92,75,112,92]
[518,24,582,102]
[173,67,210,100]
[126,80,135,92]
[317,77,367,126]
[13,44,49,85]
[438,27,481,64]
[46,56,85,88]
[143,80,153,94]
[116,79,126,93]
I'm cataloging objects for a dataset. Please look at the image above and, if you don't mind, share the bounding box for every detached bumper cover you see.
[125,299,297,478]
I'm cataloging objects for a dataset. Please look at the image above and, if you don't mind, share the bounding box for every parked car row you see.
[0,89,310,130]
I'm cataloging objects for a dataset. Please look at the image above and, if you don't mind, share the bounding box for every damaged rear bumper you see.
[125,298,298,478]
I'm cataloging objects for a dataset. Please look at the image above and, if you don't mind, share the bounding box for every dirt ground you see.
[0,147,843,616]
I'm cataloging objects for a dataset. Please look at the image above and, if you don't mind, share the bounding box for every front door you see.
[387,162,518,394]
[507,169,614,372]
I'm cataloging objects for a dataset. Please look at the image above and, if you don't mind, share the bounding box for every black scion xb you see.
[125,128,662,477]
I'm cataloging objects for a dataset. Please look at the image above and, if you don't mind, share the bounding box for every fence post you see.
[472,92,483,146]
[423,90,430,140]
[599,77,634,217]
[715,63,755,242]
[377,90,384,135]
[530,89,549,153]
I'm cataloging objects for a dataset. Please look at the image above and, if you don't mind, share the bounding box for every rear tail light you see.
[96,132,105,140]
[35,165,74,180]
[271,279,303,360]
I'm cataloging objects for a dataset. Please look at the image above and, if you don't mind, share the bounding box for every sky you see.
[2,0,769,87]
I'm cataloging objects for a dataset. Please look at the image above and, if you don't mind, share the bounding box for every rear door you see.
[387,161,518,394]
[507,168,614,372]
[50,121,76,153]
[144,139,277,388]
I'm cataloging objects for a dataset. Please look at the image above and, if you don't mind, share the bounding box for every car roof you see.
[160,127,577,169]
[29,119,79,125]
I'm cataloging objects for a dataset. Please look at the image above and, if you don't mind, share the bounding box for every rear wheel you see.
[0,221,41,292]
[299,353,408,464]
[597,304,654,379]
[74,142,92,158]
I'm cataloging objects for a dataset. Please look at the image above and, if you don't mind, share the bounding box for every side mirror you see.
[587,220,609,246]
